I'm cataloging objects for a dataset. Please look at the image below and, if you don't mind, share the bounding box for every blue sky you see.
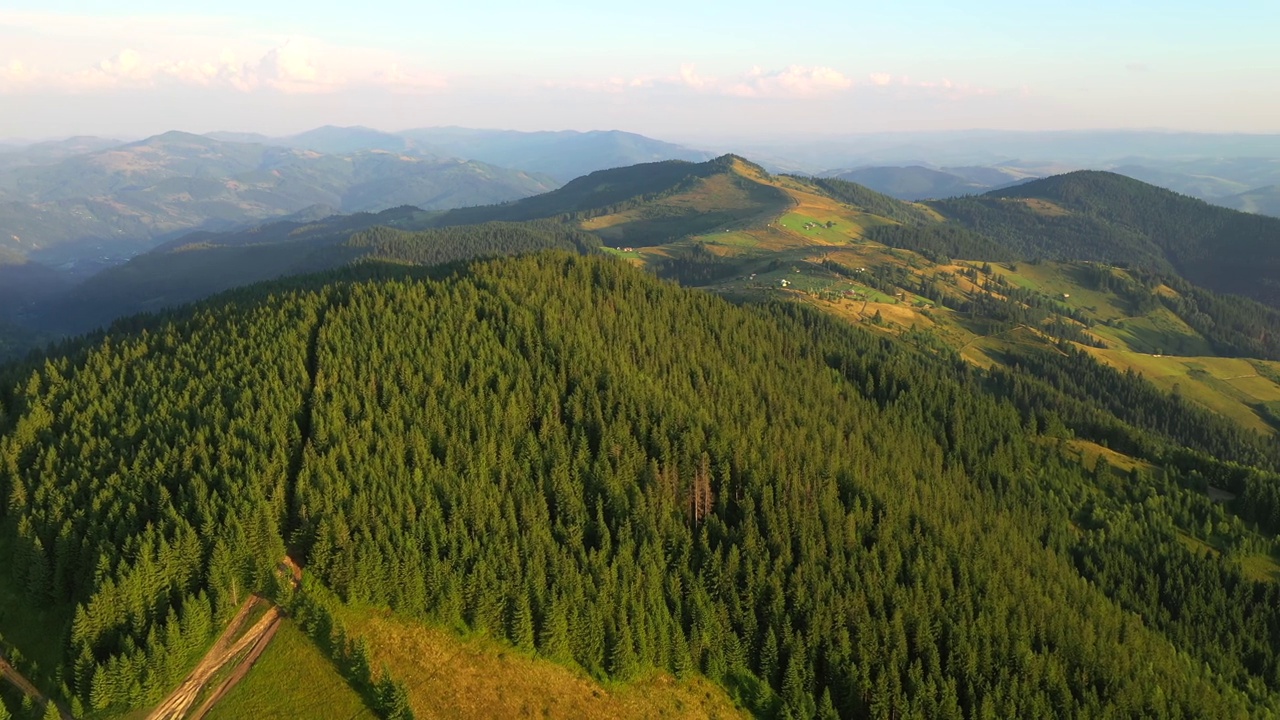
[1,1,1277,140]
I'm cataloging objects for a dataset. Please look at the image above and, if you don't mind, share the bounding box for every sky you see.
[1,1,1278,142]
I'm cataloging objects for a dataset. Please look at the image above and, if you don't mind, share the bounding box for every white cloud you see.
[725,65,853,98]
[863,72,997,99]
[678,64,714,90]
[252,39,337,93]
[0,60,35,91]
[554,64,1001,101]
[0,13,445,96]
[373,63,448,93]
[558,64,856,99]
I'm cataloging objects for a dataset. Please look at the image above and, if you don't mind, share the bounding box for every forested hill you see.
[4,253,1280,718]
[932,170,1280,304]
[34,220,600,336]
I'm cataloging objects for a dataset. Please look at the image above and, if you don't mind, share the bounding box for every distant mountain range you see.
[1221,185,1280,216]
[209,125,715,182]
[27,156,762,333]
[0,126,713,277]
[720,129,1280,170]
[820,158,1280,218]
[23,154,1280,340]
[824,165,1043,200]
[0,131,557,273]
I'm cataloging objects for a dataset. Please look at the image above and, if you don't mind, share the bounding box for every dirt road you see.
[146,555,306,720]
[145,597,281,720]
[188,615,282,720]
[0,654,70,720]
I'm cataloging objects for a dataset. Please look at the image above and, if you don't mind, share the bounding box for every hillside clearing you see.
[330,607,747,720]
[201,620,367,720]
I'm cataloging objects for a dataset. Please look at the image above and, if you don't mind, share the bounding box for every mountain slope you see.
[17,154,778,336]
[932,170,1280,305]
[33,217,599,335]
[3,254,1280,717]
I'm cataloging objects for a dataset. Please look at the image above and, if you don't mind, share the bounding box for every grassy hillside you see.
[202,620,368,720]
[328,604,745,720]
[205,587,744,720]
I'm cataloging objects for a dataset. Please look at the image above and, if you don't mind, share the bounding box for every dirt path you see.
[0,655,45,701]
[0,655,71,720]
[188,615,282,720]
[147,557,305,720]
[146,597,279,720]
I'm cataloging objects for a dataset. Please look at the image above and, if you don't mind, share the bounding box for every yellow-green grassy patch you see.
[1008,198,1070,216]
[1083,350,1280,434]
[1241,554,1280,583]
[204,620,368,720]
[1063,440,1153,474]
[328,609,747,720]
[1089,308,1213,355]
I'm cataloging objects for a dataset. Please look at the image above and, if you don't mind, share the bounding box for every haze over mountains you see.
[3,125,1279,295]
[208,126,717,183]
[0,132,554,272]
[0,126,711,274]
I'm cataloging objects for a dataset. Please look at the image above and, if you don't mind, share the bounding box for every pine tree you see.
[817,687,840,720]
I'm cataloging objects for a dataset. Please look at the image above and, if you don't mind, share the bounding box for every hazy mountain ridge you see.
[206,125,715,183]
[0,131,557,269]
[720,129,1280,171]
[0,136,125,168]
[827,166,993,200]
[18,158,1280,343]
[397,127,716,182]
[1219,184,1280,217]
[20,155,758,334]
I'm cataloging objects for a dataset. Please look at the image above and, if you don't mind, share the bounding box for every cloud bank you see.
[0,32,448,94]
